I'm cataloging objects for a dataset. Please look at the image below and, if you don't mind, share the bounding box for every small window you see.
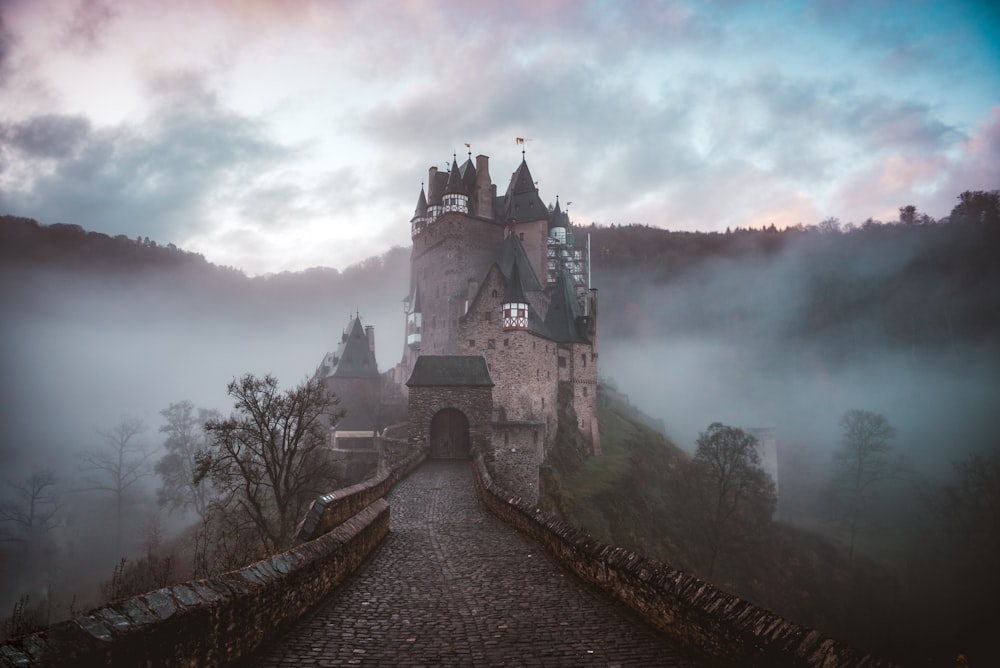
[558,357,567,368]
[488,339,496,349]
[469,339,475,348]
[583,387,588,396]
[582,354,587,367]
[519,232,524,241]
[484,312,492,323]
[504,338,510,347]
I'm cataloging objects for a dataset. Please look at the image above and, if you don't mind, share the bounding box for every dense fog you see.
[592,226,1000,530]
[2,220,998,659]
[0,250,408,615]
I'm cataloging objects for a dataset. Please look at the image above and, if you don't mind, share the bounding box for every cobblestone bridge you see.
[248,460,696,667]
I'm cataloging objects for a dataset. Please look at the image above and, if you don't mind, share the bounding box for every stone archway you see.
[429,408,470,459]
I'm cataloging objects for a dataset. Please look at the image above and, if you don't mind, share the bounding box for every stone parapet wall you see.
[471,456,888,667]
[295,446,426,543]
[0,501,390,668]
[0,447,428,667]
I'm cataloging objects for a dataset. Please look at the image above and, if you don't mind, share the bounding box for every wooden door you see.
[430,408,470,459]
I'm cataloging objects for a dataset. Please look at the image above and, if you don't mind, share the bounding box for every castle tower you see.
[442,158,470,214]
[410,186,428,237]
[397,147,602,486]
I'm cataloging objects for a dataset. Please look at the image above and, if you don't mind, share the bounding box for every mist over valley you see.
[2,213,999,661]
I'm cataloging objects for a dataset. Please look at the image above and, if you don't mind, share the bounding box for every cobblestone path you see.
[248,460,697,667]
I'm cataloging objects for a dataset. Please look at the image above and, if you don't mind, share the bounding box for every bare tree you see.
[0,469,61,546]
[198,374,342,555]
[155,401,218,519]
[78,417,152,553]
[689,423,776,579]
[831,409,904,562]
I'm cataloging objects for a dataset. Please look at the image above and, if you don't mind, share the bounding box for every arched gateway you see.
[406,355,494,460]
[429,408,470,459]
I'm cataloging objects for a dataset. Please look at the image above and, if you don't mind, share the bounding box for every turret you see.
[442,158,469,214]
[427,166,444,222]
[411,186,428,237]
[501,261,529,331]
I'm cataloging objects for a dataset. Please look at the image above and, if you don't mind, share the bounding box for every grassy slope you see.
[541,401,924,663]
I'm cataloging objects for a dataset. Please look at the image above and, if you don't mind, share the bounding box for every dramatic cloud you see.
[0,0,997,273]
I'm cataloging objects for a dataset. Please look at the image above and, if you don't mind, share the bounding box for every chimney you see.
[365,325,375,354]
[475,154,493,220]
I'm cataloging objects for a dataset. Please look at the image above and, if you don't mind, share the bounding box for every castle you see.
[318,149,600,502]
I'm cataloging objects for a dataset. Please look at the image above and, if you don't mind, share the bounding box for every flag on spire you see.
[516,137,524,145]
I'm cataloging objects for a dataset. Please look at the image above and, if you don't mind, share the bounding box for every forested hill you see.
[0,216,222,274]
[585,204,1000,362]
[5,203,1000,361]
[0,214,411,313]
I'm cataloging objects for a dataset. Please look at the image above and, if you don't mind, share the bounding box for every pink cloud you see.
[943,105,1000,194]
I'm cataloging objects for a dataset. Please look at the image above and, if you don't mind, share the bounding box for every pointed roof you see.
[498,158,547,223]
[443,159,468,196]
[411,187,428,222]
[549,196,569,230]
[459,157,477,190]
[502,259,528,304]
[496,232,543,292]
[544,269,589,344]
[316,316,380,379]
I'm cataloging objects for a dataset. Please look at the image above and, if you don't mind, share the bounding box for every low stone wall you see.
[471,456,888,667]
[0,500,389,668]
[294,446,426,544]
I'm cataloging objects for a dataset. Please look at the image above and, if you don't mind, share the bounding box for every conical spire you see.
[442,157,470,213]
[501,260,530,332]
[411,185,428,221]
[502,158,546,222]
[444,158,468,196]
[503,259,528,304]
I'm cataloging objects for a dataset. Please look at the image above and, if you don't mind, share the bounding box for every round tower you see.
[411,185,429,237]
[442,158,470,214]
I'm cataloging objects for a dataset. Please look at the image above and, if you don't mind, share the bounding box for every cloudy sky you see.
[1,1,998,275]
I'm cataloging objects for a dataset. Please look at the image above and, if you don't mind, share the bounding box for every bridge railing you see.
[0,447,427,667]
[471,455,888,667]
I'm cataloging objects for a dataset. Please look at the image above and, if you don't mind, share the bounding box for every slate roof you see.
[316,316,380,379]
[495,232,543,292]
[502,260,528,304]
[411,187,427,222]
[544,269,589,344]
[496,159,548,223]
[443,159,468,196]
[406,355,495,387]
[460,157,477,190]
[549,197,570,230]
